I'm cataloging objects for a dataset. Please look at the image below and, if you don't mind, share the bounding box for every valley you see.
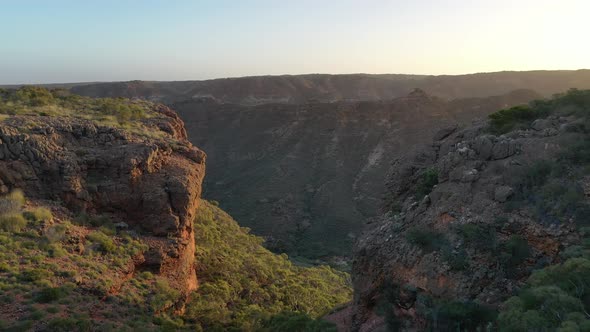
[4,1,590,330]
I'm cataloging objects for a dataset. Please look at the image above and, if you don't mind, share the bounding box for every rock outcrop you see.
[0,105,206,305]
[352,114,586,331]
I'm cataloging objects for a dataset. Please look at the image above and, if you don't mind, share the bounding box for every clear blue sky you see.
[1,0,589,84]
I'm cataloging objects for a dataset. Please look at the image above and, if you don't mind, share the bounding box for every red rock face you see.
[0,105,205,306]
[351,115,586,331]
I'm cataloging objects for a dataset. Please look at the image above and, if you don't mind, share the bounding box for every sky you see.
[1,0,589,84]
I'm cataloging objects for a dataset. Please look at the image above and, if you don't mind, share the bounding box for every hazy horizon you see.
[2,0,589,84]
[2,69,590,87]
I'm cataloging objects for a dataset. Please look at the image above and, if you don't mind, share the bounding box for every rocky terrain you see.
[351,89,590,331]
[0,87,350,331]
[0,86,205,314]
[0,94,206,305]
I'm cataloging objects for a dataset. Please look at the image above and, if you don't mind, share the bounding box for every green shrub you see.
[431,300,498,331]
[43,317,92,332]
[488,89,590,135]
[86,231,116,253]
[505,160,588,223]
[0,189,25,214]
[0,87,158,140]
[14,86,55,106]
[185,200,351,330]
[99,98,145,123]
[0,213,27,232]
[18,268,53,282]
[46,306,60,314]
[564,121,590,133]
[153,315,185,331]
[499,287,585,331]
[44,224,68,243]
[456,224,497,250]
[75,213,112,228]
[259,312,337,332]
[150,278,180,312]
[35,286,69,303]
[511,161,588,224]
[6,320,33,331]
[499,235,530,273]
[519,160,555,190]
[488,105,549,134]
[98,225,116,236]
[45,243,67,258]
[415,168,438,200]
[0,262,13,273]
[442,247,469,271]
[406,228,447,252]
[494,216,509,225]
[560,139,590,165]
[23,207,52,222]
[553,88,590,115]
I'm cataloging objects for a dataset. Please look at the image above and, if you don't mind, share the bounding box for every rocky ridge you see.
[67,70,590,105]
[351,92,590,331]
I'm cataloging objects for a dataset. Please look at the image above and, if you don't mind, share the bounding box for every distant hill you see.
[67,70,590,104]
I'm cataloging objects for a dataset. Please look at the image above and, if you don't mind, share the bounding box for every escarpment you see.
[352,90,590,331]
[0,103,206,304]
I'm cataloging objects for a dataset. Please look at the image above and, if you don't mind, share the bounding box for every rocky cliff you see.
[0,91,206,305]
[0,87,352,331]
[351,89,590,331]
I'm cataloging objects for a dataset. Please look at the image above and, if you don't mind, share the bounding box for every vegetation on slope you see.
[487,89,590,331]
[185,200,352,331]
[0,191,174,331]
[376,89,590,331]
[0,192,351,331]
[445,89,590,330]
[0,86,162,135]
[489,88,590,134]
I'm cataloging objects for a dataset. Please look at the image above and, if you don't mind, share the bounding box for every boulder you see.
[531,119,552,131]
[473,136,494,160]
[491,139,518,160]
[494,186,514,202]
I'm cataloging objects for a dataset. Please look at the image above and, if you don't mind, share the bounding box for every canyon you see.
[69,71,590,262]
[2,72,590,330]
